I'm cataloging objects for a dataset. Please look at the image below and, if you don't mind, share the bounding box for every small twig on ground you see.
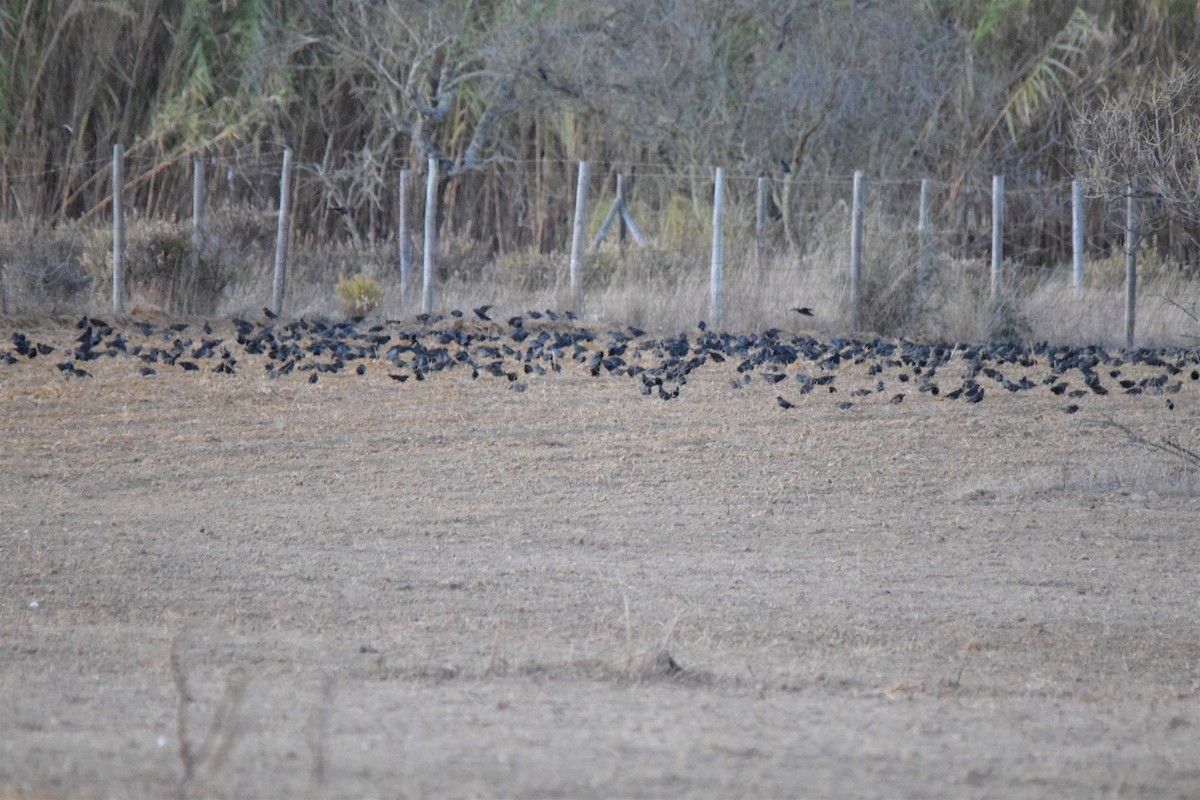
[1157,293,1199,324]
[306,673,337,798]
[169,631,195,793]
[1156,294,1200,342]
[169,628,249,799]
[1091,417,1200,469]
[623,592,633,670]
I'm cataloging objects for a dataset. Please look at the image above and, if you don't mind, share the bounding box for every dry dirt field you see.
[1,316,1199,799]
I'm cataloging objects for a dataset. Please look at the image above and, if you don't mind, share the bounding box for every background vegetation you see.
[2,0,1199,340]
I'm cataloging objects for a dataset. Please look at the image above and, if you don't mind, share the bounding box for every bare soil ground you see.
[1,317,1198,799]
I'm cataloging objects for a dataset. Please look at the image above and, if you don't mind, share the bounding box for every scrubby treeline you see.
[3,0,1200,262]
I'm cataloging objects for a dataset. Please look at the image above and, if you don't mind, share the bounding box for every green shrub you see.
[335,273,383,315]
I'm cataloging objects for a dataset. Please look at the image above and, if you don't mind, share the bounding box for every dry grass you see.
[4,211,1200,348]
[1,317,1199,797]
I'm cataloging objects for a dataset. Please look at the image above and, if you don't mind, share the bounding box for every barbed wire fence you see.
[2,145,1197,345]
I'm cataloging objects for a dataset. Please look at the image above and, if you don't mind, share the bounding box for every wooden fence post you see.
[1125,183,1138,349]
[190,155,205,295]
[1072,178,1084,296]
[755,176,768,269]
[592,174,646,250]
[915,177,932,313]
[398,168,414,299]
[849,170,864,330]
[569,160,591,308]
[990,174,1004,302]
[270,147,293,317]
[112,144,126,313]
[710,167,725,328]
[421,157,438,314]
[192,154,205,246]
[616,174,628,248]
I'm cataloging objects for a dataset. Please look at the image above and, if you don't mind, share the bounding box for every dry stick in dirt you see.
[1091,417,1200,469]
[305,673,337,793]
[169,631,248,799]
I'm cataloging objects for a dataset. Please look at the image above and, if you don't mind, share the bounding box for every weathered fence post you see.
[270,147,293,317]
[1125,182,1138,349]
[1071,178,1084,296]
[192,154,205,244]
[915,177,932,313]
[185,154,206,314]
[398,167,414,299]
[755,176,768,269]
[616,174,629,249]
[990,174,1004,301]
[592,173,646,250]
[421,157,438,314]
[849,170,864,330]
[112,143,126,313]
[569,160,591,308]
[710,167,725,328]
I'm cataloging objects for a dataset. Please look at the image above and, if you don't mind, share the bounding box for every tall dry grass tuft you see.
[3,208,1200,347]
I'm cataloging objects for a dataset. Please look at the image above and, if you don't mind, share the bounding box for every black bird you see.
[790,307,815,317]
[473,305,494,321]
[263,307,278,320]
[1063,404,1080,414]
[388,373,408,382]
[451,309,464,318]
[355,363,366,375]
[776,395,795,409]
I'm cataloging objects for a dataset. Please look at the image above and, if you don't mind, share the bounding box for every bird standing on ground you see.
[791,307,815,317]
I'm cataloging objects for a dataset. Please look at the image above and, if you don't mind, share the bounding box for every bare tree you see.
[1072,67,1200,225]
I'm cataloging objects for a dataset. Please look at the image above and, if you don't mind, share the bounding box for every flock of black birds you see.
[3,308,1198,414]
